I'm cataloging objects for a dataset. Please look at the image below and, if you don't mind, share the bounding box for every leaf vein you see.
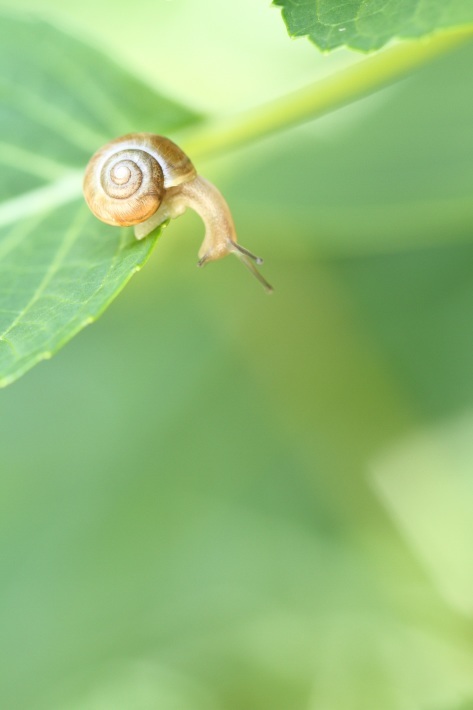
[0,205,89,342]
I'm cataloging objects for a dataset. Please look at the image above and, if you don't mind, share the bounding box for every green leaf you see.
[273,0,473,51]
[0,14,199,387]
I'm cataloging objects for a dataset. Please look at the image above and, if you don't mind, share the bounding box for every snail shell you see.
[83,133,196,227]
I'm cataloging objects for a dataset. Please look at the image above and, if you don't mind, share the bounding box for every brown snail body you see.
[83,133,272,292]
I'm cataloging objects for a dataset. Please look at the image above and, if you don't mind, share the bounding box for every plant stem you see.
[180,27,473,161]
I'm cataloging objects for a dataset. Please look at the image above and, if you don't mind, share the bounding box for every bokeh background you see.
[1,1,473,708]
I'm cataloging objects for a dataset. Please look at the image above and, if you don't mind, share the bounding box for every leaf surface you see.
[273,0,473,51]
[0,15,199,386]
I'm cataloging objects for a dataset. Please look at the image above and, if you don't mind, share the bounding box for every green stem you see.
[180,27,473,161]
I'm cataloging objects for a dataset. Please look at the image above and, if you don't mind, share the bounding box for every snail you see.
[83,133,272,292]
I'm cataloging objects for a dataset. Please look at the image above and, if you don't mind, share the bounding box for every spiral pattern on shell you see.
[83,133,197,228]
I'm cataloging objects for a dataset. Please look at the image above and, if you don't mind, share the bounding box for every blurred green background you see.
[2,1,473,708]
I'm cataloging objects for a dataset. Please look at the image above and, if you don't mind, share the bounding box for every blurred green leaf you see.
[0,15,199,387]
[373,413,473,617]
[273,0,473,51]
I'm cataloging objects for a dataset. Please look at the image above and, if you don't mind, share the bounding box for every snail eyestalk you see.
[230,245,273,293]
[231,242,264,265]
